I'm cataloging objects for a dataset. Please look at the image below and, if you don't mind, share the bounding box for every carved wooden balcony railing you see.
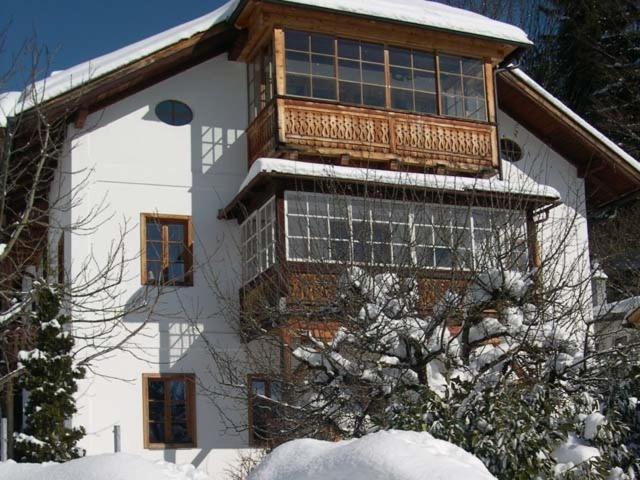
[246,98,498,174]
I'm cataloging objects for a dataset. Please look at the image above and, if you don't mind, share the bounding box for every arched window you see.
[500,138,523,162]
[155,100,193,126]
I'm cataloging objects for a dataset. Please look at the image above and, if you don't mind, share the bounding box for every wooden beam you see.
[73,107,89,129]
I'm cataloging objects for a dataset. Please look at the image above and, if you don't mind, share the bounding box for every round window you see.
[500,138,523,162]
[155,100,193,126]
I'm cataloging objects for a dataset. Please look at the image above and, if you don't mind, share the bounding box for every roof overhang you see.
[497,68,640,211]
[219,158,561,220]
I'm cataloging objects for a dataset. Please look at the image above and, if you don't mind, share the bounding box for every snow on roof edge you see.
[237,158,561,199]
[511,68,640,176]
[0,0,241,127]
[274,0,532,46]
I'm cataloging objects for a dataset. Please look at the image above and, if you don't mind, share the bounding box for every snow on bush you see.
[0,453,209,480]
[248,430,497,480]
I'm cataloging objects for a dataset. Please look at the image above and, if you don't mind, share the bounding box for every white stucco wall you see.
[66,54,251,476]
[59,52,594,478]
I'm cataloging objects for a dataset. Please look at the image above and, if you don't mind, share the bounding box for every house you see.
[1,0,640,476]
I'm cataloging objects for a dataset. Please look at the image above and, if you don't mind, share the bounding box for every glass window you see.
[144,374,195,448]
[439,54,486,121]
[241,197,277,283]
[285,192,527,270]
[285,30,337,101]
[389,47,437,114]
[248,43,274,122]
[142,214,192,286]
[155,100,193,126]
[337,39,385,108]
[249,377,283,445]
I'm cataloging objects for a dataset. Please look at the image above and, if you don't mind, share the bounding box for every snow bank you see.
[239,158,561,200]
[248,430,497,480]
[552,433,600,476]
[0,453,209,480]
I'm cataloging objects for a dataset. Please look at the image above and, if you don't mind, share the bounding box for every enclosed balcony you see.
[244,28,500,176]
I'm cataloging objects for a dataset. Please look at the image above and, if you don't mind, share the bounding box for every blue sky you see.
[1,0,228,91]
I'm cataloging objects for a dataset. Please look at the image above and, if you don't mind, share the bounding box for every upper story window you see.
[284,192,527,270]
[141,213,193,286]
[155,100,193,126]
[248,43,274,122]
[241,197,276,283]
[283,29,487,121]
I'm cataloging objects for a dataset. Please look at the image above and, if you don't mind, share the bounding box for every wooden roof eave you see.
[496,70,640,209]
[217,170,560,221]
[12,22,238,131]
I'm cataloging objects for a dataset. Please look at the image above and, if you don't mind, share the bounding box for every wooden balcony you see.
[247,98,499,175]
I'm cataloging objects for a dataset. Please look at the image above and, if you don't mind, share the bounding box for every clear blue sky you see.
[1,0,228,91]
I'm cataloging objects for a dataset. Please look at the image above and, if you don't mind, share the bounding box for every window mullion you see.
[435,53,442,116]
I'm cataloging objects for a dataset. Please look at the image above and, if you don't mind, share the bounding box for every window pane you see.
[352,220,370,242]
[331,240,350,261]
[361,43,384,63]
[251,379,267,396]
[465,97,486,120]
[287,74,311,96]
[415,92,437,114]
[289,238,309,259]
[311,34,334,55]
[463,77,485,98]
[435,248,453,268]
[149,380,165,400]
[393,245,411,264]
[285,30,309,51]
[440,74,463,96]
[149,422,165,443]
[362,85,385,107]
[362,62,385,85]
[353,242,370,263]
[416,246,434,266]
[147,222,162,241]
[390,67,413,89]
[442,94,463,117]
[171,381,186,401]
[389,47,411,67]
[146,261,162,283]
[372,223,390,243]
[287,195,307,215]
[168,224,185,242]
[413,52,435,70]
[340,82,361,104]
[415,225,433,245]
[308,217,329,238]
[169,244,184,262]
[339,59,361,82]
[391,89,413,111]
[330,219,349,240]
[147,242,162,261]
[391,223,411,243]
[149,402,164,422]
[462,58,483,77]
[286,51,310,74]
[414,70,436,92]
[373,243,391,264]
[171,404,187,423]
[312,54,335,77]
[439,55,461,74]
[338,39,359,59]
[312,77,337,100]
[309,239,330,260]
[171,423,191,443]
[287,216,307,237]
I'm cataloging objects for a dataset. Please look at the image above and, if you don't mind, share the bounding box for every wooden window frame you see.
[279,28,490,123]
[57,233,65,284]
[142,373,197,449]
[140,213,193,287]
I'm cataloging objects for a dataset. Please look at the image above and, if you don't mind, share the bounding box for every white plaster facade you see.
[51,45,597,480]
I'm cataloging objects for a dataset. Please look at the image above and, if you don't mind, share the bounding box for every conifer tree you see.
[14,281,86,462]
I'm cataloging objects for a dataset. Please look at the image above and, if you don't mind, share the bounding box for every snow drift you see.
[0,453,208,480]
[248,430,497,480]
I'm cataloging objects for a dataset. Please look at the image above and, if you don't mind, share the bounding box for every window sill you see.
[145,442,197,450]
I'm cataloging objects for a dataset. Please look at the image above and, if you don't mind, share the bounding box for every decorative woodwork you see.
[246,97,498,174]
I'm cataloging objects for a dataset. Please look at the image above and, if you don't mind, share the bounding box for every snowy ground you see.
[0,453,209,480]
[248,430,497,480]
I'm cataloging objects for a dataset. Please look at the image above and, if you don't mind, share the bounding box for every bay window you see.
[284,192,527,270]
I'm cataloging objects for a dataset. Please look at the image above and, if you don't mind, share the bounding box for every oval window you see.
[155,100,193,126]
[500,138,523,162]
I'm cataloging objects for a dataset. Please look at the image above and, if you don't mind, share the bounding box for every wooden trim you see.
[142,373,197,450]
[140,213,193,287]
[247,374,273,447]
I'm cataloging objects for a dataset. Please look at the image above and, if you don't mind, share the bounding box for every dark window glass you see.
[145,376,194,447]
[500,138,523,162]
[143,216,191,286]
[155,100,193,126]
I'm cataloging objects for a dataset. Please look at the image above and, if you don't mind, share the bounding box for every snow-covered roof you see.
[0,0,241,126]
[511,68,640,176]
[236,157,561,199]
[0,0,531,127]
[274,0,531,46]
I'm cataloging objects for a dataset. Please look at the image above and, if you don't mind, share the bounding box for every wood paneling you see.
[246,97,497,174]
